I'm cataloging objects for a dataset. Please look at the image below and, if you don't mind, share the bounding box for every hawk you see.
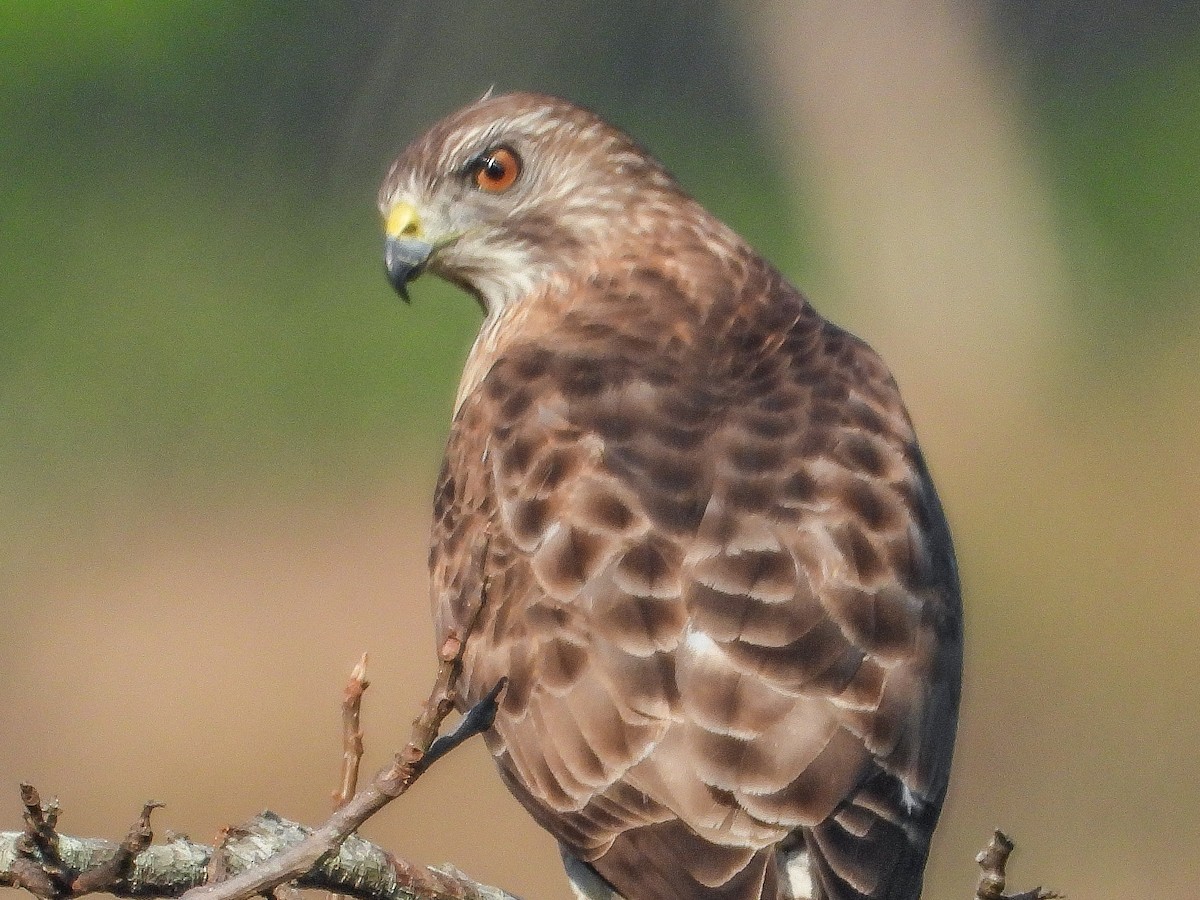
[378,93,962,900]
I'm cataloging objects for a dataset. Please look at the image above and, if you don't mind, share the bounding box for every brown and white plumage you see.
[379,93,962,900]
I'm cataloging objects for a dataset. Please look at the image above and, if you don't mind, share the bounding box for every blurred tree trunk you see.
[730,0,1068,423]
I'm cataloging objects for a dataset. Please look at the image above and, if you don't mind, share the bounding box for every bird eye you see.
[470,146,521,193]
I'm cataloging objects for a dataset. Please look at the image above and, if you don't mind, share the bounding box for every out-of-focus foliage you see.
[992,0,1200,339]
[0,1,800,502]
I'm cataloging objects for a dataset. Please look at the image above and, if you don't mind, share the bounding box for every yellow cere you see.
[385,202,422,239]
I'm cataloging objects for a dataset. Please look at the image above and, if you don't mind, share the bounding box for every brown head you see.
[377,92,707,312]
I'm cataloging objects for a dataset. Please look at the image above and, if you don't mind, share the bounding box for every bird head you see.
[377,92,684,313]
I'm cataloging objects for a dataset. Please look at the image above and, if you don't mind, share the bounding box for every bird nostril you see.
[386,202,422,240]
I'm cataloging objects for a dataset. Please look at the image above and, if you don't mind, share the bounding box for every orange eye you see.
[471,146,521,192]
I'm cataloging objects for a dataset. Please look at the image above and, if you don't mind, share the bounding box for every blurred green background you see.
[1,3,1197,899]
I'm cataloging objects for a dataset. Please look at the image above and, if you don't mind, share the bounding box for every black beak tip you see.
[384,236,434,304]
[386,263,412,303]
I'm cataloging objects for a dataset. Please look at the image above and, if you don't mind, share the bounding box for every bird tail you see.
[795,769,941,900]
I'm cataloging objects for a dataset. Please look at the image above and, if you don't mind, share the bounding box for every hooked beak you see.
[383,202,434,302]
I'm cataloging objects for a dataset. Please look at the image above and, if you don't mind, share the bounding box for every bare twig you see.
[175,660,501,900]
[169,538,499,900]
[70,801,162,896]
[3,542,505,900]
[329,653,371,900]
[975,830,1062,900]
[334,654,371,811]
[14,785,69,897]
[204,825,244,886]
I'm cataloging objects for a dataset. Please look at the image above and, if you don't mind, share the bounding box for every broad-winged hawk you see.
[378,93,962,900]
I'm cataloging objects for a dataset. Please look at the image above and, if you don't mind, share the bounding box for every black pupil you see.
[483,156,506,179]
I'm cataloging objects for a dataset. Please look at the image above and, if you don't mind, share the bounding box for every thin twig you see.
[177,538,498,900]
[3,542,515,900]
[329,654,371,900]
[12,785,69,898]
[334,654,371,810]
[174,671,489,900]
[975,830,1062,900]
[20,786,65,878]
[70,801,162,896]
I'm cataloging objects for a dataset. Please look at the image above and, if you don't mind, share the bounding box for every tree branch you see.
[4,810,1060,900]
[1,809,516,900]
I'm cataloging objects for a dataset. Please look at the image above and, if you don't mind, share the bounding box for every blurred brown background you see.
[2,2,1197,899]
